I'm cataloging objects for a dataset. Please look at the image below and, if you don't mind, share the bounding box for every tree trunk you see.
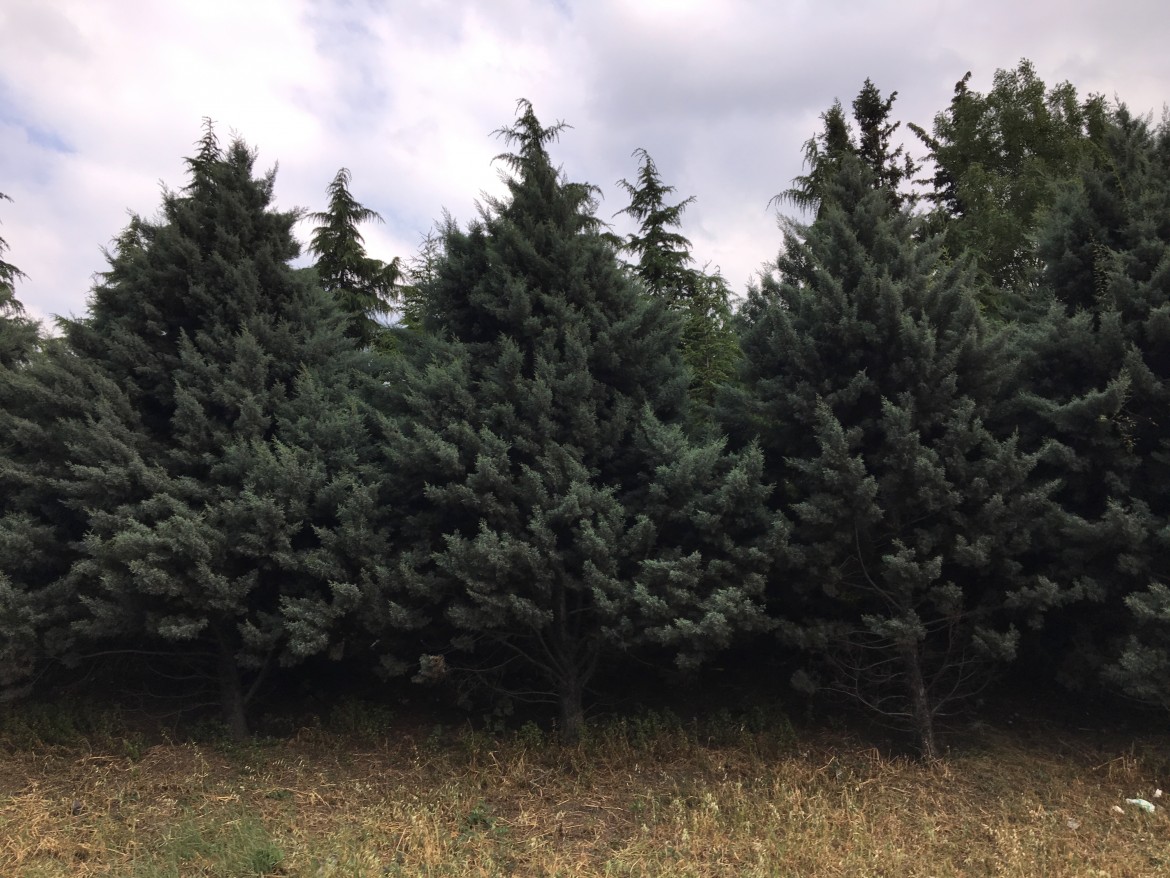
[558,675,585,744]
[903,645,938,760]
[216,639,249,742]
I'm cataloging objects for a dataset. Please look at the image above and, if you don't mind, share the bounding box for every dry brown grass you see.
[1,709,1168,877]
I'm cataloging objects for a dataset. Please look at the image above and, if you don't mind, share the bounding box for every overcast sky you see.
[2,0,1168,326]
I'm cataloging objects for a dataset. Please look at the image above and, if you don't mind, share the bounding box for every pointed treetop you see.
[309,168,385,243]
[491,98,570,173]
[487,99,602,235]
[615,148,696,300]
[0,192,28,310]
[852,78,918,198]
[184,117,222,189]
[307,167,399,347]
[774,100,857,215]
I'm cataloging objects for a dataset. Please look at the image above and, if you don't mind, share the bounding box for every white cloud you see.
[2,0,1168,325]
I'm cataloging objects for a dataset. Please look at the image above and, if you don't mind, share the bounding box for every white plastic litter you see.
[1112,805,1125,814]
[1125,798,1156,813]
[1156,788,1164,799]
[1066,817,1081,829]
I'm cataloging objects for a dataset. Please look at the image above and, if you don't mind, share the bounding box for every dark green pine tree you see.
[308,168,401,348]
[380,101,778,740]
[614,149,739,411]
[728,154,1062,758]
[851,78,919,206]
[1013,107,1170,703]
[61,124,373,738]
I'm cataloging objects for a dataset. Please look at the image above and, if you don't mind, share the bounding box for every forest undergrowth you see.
[1,694,1168,878]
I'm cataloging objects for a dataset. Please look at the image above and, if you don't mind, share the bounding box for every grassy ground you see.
[1,702,1168,877]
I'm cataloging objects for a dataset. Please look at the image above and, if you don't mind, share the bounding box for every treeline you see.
[2,61,1169,758]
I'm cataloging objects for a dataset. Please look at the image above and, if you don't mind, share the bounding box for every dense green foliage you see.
[776,79,916,217]
[911,60,1106,311]
[43,126,373,736]
[1008,108,1170,704]
[614,149,740,411]
[728,154,1063,756]
[3,65,1169,755]
[374,102,777,740]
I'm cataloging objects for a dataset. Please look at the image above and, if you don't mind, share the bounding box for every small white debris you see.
[1155,788,1164,799]
[1066,817,1081,830]
[1125,798,1156,813]
[1112,805,1125,814]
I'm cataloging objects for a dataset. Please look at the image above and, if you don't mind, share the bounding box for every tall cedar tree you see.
[308,168,401,348]
[1013,108,1170,702]
[61,125,372,737]
[910,60,1106,311]
[380,102,779,740]
[727,154,1062,758]
[614,149,739,411]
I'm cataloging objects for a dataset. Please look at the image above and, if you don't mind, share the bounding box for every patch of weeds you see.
[183,716,235,746]
[513,719,545,750]
[0,698,130,750]
[460,799,508,843]
[458,726,497,760]
[424,723,447,753]
[598,708,688,756]
[134,809,284,878]
[702,707,745,747]
[327,697,396,741]
[702,704,798,752]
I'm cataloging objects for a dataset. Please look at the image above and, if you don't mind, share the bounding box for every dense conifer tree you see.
[381,102,778,740]
[308,168,401,348]
[729,155,1061,757]
[60,125,372,737]
[852,79,918,204]
[1014,108,1170,702]
[0,341,129,700]
[0,197,60,696]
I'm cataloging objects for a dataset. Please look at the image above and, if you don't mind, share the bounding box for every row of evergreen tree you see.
[2,61,1169,758]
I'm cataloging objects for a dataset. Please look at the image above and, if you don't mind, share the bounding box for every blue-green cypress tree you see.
[380,102,777,739]
[728,154,1063,757]
[59,124,372,737]
[1019,108,1170,703]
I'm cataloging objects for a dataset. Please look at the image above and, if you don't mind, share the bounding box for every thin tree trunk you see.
[215,636,249,742]
[558,674,585,744]
[903,645,938,760]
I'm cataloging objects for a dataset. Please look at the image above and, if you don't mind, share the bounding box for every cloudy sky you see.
[2,0,1168,326]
